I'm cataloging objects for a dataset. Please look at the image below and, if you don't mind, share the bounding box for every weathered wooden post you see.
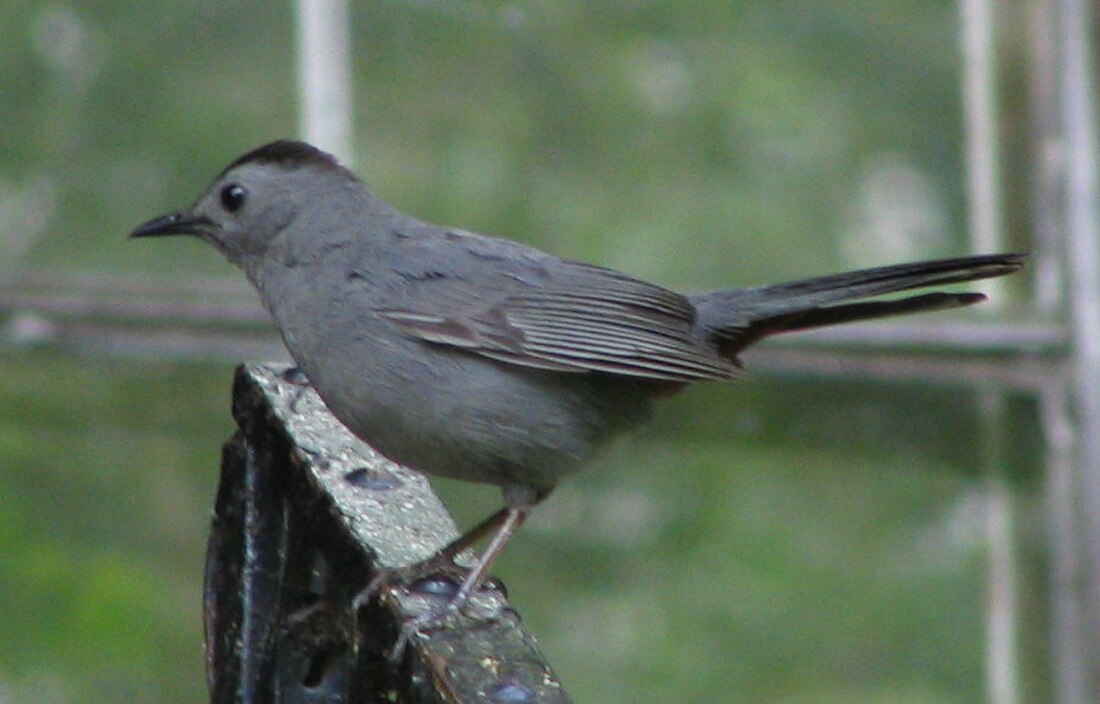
[204,363,572,703]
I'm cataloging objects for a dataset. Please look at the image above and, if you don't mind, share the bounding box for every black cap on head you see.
[219,140,348,178]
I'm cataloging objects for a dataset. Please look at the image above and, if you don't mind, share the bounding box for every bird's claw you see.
[355,567,509,662]
[352,560,469,611]
[387,600,465,661]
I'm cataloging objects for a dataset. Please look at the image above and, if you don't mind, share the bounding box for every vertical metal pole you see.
[1041,381,1090,704]
[1058,0,1100,692]
[1026,0,1092,701]
[1025,0,1066,316]
[959,0,1005,257]
[978,389,1018,704]
[959,2,1018,703]
[294,0,355,165]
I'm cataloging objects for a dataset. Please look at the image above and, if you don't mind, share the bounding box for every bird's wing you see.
[377,258,739,382]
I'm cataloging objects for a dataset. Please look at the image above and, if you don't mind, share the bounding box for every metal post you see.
[294,0,355,164]
[959,0,1005,258]
[1040,380,1090,704]
[1058,0,1100,691]
[958,1,1020,702]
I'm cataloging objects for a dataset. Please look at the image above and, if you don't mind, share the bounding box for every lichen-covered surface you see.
[221,362,570,703]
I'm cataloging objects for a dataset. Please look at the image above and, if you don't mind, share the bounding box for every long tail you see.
[689,253,1026,355]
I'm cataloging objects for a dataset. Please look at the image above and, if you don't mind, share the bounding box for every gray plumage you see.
[131,140,1024,613]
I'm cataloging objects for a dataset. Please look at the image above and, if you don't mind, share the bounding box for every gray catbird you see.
[131,140,1024,619]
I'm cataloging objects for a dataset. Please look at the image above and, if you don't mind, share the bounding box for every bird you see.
[131,139,1024,627]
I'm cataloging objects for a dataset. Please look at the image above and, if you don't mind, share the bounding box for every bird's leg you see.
[387,506,530,659]
[448,505,528,609]
[358,486,549,608]
[355,487,548,658]
[353,505,513,610]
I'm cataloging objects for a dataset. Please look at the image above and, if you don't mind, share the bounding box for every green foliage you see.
[0,350,235,702]
[2,0,967,280]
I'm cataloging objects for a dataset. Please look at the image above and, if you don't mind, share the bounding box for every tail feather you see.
[775,291,988,333]
[690,253,1025,355]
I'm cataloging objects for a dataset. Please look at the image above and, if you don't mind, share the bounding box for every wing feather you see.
[378,259,739,381]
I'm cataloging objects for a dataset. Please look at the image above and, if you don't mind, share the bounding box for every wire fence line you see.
[0,271,1053,363]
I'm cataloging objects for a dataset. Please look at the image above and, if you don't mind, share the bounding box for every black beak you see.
[129,212,214,238]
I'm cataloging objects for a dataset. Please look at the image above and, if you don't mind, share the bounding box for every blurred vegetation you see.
[0,1,1042,703]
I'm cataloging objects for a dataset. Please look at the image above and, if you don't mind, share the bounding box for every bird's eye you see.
[220,183,247,212]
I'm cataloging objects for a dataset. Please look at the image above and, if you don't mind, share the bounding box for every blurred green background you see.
[0,1,1043,702]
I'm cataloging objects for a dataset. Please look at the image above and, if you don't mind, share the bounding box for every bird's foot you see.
[356,566,508,661]
[352,551,468,612]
